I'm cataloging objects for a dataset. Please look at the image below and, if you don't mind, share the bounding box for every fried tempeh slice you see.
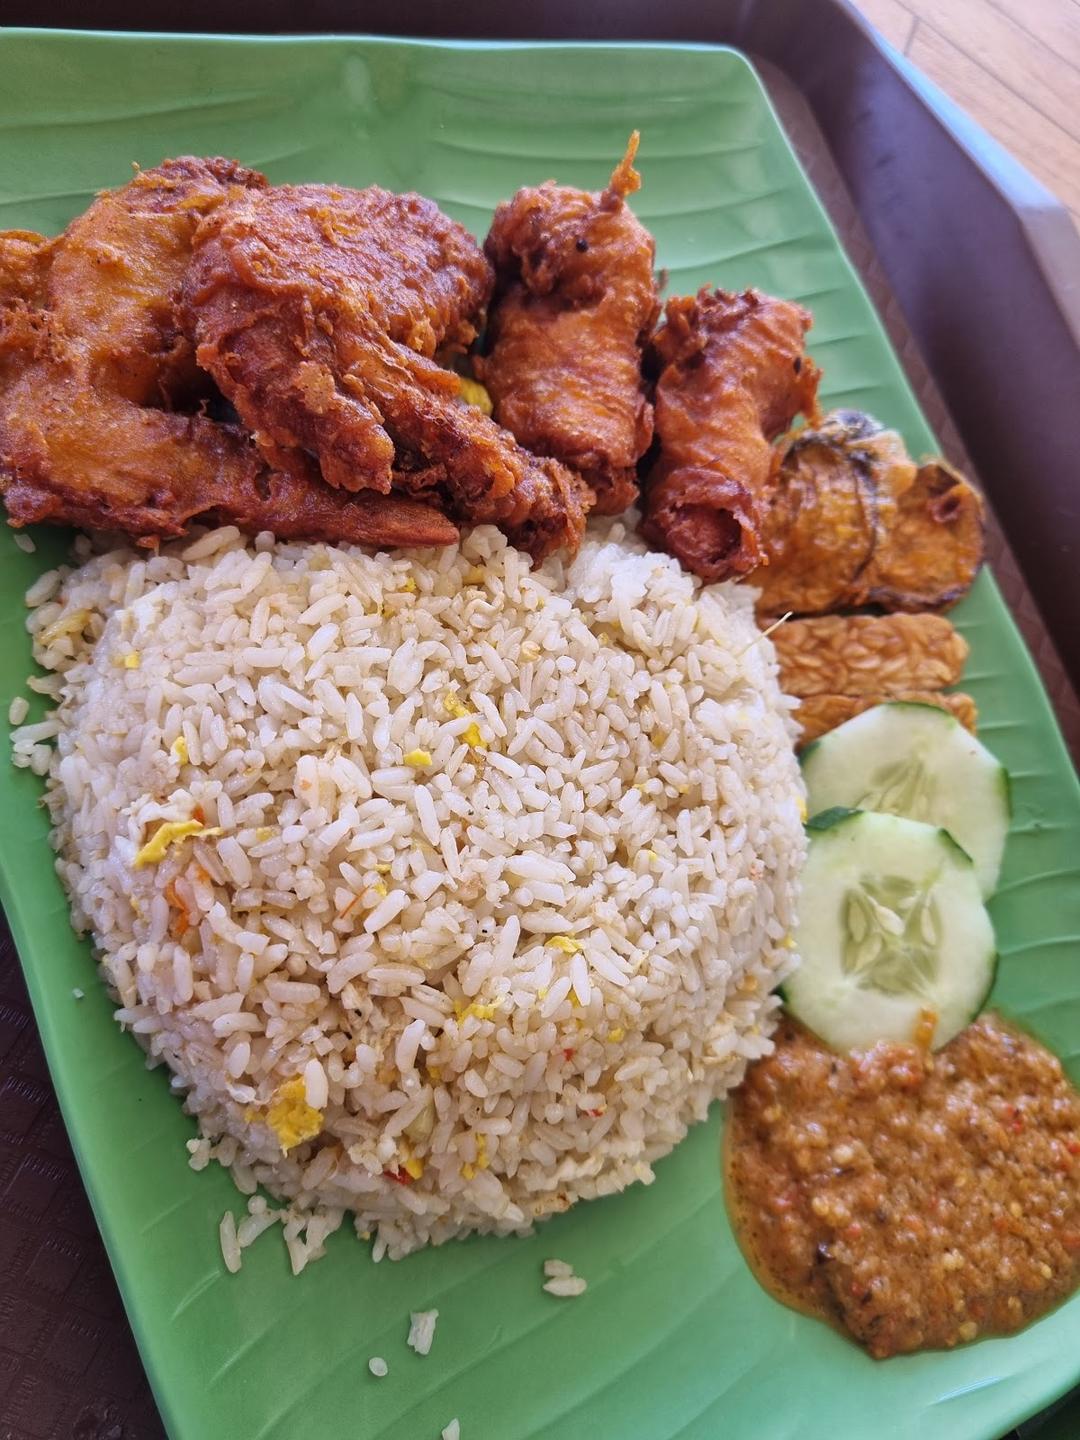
[481,134,659,516]
[641,287,820,581]
[773,613,969,698]
[795,691,977,748]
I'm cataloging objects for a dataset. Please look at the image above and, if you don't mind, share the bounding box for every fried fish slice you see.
[773,613,970,698]
[184,182,589,559]
[480,133,659,515]
[641,288,821,581]
[0,159,459,550]
[755,412,985,617]
[795,690,977,748]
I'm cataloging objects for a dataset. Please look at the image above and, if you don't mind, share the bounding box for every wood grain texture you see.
[988,0,1080,68]
[851,0,1080,227]
[908,22,1080,220]
[906,0,1079,141]
[851,0,916,51]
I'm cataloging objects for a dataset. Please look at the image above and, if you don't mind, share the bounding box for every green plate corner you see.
[1,29,1079,1440]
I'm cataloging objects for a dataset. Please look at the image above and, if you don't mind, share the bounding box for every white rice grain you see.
[407,1309,439,1356]
[219,1211,242,1274]
[543,1258,574,1277]
[543,1275,587,1298]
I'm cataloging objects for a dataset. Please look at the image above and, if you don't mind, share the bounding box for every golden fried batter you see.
[641,288,820,580]
[755,412,985,617]
[0,159,458,549]
[184,182,589,559]
[480,134,659,514]
[861,459,986,610]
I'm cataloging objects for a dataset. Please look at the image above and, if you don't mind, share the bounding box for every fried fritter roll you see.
[641,288,820,580]
[481,133,659,515]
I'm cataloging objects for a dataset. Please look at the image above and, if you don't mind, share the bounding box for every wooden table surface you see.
[852,0,1080,231]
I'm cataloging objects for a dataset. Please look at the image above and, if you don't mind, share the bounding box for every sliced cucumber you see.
[783,808,996,1051]
[801,701,1009,897]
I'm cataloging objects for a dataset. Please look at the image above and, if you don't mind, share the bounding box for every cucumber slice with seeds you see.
[783,809,996,1051]
[801,701,1009,897]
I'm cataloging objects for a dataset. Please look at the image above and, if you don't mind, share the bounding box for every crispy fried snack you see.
[0,230,53,313]
[755,412,985,617]
[795,691,977,748]
[640,288,821,581]
[0,159,458,549]
[773,613,969,698]
[861,459,986,610]
[184,182,589,559]
[480,134,659,515]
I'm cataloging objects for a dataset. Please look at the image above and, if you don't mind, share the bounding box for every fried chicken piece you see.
[0,230,53,310]
[479,133,659,514]
[755,412,985,617]
[0,159,458,550]
[773,613,969,698]
[795,690,977,748]
[640,288,821,580]
[184,183,589,559]
[2,409,458,549]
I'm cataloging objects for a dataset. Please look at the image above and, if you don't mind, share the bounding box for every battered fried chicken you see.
[754,412,985,617]
[479,133,659,514]
[640,288,820,580]
[184,182,589,559]
[0,158,457,550]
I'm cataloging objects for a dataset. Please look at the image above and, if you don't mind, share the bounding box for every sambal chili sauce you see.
[725,1014,1080,1358]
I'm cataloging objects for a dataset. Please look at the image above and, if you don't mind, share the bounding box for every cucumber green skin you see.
[781,808,997,1051]
[998,761,1013,818]
[806,805,973,866]
[805,806,859,835]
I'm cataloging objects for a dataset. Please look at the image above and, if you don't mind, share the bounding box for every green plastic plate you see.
[2,29,1079,1440]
